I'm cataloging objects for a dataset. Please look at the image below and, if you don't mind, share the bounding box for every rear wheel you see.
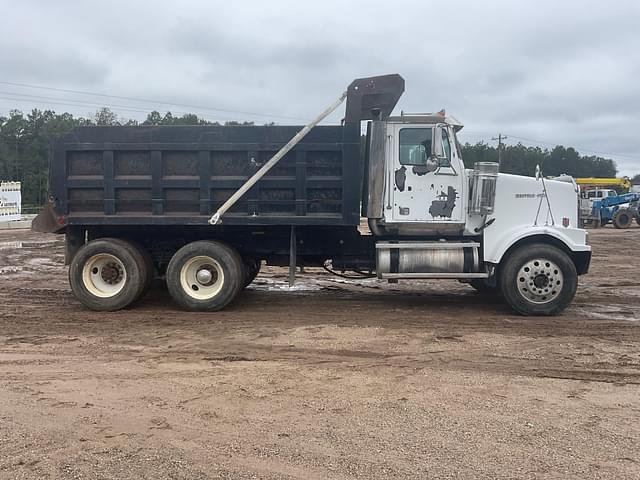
[499,243,577,316]
[69,238,148,311]
[127,240,155,299]
[243,259,261,289]
[166,241,243,311]
[613,209,633,229]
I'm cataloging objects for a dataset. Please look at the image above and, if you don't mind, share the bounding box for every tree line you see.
[0,107,636,209]
[0,108,258,210]
[460,142,621,179]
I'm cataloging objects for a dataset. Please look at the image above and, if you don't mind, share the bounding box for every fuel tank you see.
[376,241,480,277]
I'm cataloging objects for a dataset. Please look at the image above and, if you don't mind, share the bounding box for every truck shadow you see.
[132,285,609,340]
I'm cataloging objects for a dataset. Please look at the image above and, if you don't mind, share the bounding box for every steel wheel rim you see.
[516,258,564,304]
[180,256,224,300]
[82,253,127,298]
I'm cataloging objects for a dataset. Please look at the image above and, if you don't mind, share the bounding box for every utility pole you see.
[492,133,507,166]
[14,128,24,182]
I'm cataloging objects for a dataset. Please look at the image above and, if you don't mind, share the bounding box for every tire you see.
[166,241,243,311]
[243,259,261,289]
[499,243,577,316]
[636,215,640,227]
[468,279,499,294]
[127,240,155,299]
[612,209,632,229]
[69,238,148,311]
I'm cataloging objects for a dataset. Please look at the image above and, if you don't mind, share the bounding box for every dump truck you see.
[33,74,591,316]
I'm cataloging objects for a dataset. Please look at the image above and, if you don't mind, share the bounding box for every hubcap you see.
[516,258,564,304]
[82,254,127,298]
[196,268,213,285]
[180,256,224,300]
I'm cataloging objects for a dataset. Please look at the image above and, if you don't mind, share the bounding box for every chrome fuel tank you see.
[376,241,480,278]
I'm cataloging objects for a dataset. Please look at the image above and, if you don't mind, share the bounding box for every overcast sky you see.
[1,0,639,174]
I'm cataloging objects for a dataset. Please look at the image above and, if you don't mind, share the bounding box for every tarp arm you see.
[208,91,348,225]
[208,73,404,225]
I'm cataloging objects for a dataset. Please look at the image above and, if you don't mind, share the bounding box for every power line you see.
[0,90,309,125]
[0,91,221,121]
[0,80,310,122]
[0,82,636,161]
[0,97,218,123]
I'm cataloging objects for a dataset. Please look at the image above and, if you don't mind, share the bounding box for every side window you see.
[597,191,603,198]
[441,129,451,167]
[399,128,432,166]
[587,191,596,199]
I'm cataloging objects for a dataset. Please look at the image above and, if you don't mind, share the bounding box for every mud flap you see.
[65,227,85,265]
[289,226,296,287]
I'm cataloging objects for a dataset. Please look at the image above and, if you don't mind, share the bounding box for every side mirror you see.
[431,124,446,160]
[431,124,449,165]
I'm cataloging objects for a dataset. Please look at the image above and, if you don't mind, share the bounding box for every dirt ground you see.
[0,226,639,479]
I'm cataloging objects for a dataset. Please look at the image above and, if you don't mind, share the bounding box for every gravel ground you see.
[0,226,639,479]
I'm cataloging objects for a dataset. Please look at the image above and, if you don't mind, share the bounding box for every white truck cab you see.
[384,114,466,229]
[364,112,590,315]
[583,188,618,207]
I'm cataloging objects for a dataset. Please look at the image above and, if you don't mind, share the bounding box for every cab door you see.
[386,124,464,224]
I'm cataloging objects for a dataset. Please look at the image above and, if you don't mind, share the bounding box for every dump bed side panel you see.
[50,124,361,226]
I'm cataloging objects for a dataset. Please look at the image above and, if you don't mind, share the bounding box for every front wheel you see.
[166,241,243,311]
[499,244,577,316]
[613,209,633,229]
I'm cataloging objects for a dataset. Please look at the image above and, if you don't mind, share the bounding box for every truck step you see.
[379,272,489,279]
[375,241,480,249]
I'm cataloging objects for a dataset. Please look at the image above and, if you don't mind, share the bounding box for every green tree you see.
[143,111,163,126]
[94,107,120,126]
[461,142,617,178]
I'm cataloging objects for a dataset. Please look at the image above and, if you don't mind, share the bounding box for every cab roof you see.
[386,111,464,131]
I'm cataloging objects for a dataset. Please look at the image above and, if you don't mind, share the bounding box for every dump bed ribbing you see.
[49,123,362,226]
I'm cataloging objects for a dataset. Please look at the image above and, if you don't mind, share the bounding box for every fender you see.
[484,225,590,265]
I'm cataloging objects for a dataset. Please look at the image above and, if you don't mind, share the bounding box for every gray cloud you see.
[0,46,108,86]
[1,0,638,173]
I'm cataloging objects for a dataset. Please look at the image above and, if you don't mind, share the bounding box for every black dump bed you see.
[48,123,362,227]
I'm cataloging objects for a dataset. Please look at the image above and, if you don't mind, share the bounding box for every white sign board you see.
[0,182,21,222]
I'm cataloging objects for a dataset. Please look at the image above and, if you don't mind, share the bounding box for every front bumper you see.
[573,249,591,275]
